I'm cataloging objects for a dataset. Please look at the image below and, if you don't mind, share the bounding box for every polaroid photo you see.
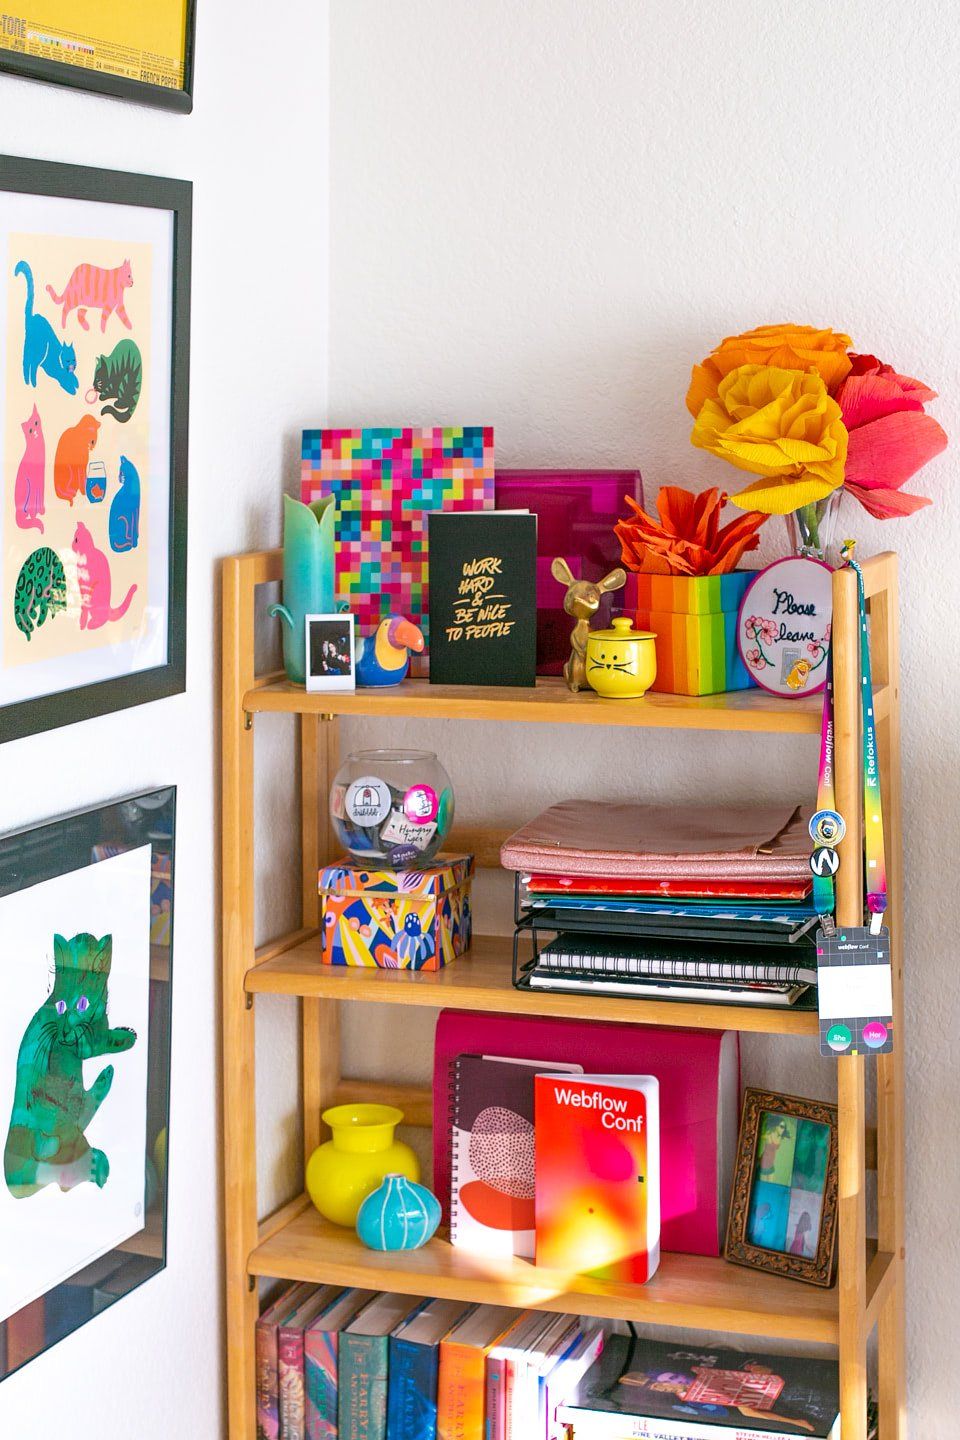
[305,614,356,693]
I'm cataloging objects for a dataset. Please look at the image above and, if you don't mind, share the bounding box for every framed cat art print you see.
[0,787,175,1381]
[0,154,191,745]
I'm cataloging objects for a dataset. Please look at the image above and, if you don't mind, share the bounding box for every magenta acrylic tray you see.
[494,468,643,675]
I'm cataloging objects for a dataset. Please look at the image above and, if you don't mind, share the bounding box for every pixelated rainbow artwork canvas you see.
[301,426,495,645]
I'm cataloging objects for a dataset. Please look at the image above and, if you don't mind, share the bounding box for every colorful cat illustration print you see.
[4,934,136,1199]
[90,338,142,423]
[54,415,100,505]
[14,404,45,533]
[72,522,136,629]
[46,259,133,333]
[14,546,67,641]
[109,455,141,552]
[15,261,79,394]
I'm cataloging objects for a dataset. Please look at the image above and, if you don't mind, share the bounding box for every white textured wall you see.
[329,1,959,1432]
[0,2,329,1434]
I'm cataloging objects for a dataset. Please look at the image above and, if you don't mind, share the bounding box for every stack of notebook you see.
[501,801,818,1008]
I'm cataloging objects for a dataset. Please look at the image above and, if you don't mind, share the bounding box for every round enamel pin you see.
[344,776,391,826]
[809,808,846,847]
[403,783,439,825]
[810,846,841,878]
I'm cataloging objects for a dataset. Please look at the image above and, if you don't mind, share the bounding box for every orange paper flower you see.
[615,486,768,576]
[692,365,848,514]
[686,324,854,417]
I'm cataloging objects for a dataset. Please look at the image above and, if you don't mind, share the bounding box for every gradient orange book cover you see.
[437,1306,519,1440]
[534,1074,660,1283]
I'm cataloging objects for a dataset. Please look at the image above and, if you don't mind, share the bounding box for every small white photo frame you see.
[305,614,356,693]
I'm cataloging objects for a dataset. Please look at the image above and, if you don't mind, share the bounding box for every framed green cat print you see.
[0,786,175,1380]
[0,154,190,745]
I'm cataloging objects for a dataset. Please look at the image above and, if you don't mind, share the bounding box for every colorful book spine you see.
[305,1325,340,1439]
[544,1330,604,1440]
[437,1339,486,1440]
[485,1355,506,1440]
[256,1283,312,1440]
[386,1335,441,1440]
[280,1309,319,1440]
[339,1333,389,1440]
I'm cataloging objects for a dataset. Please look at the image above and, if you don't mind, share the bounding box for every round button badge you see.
[344,776,391,827]
[810,846,841,878]
[826,1024,853,1053]
[403,783,439,826]
[862,1021,889,1050]
[809,808,846,848]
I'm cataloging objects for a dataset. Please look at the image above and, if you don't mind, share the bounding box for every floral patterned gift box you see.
[318,855,473,970]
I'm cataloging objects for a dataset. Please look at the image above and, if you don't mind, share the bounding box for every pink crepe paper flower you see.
[835,355,947,518]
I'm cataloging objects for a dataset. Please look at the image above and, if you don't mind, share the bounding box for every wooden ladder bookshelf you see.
[221,548,905,1440]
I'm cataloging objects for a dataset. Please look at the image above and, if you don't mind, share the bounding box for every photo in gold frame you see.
[725,1086,839,1288]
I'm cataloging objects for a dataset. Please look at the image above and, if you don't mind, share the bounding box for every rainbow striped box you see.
[634,571,755,696]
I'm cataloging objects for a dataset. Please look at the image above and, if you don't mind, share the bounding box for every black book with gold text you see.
[427,511,537,686]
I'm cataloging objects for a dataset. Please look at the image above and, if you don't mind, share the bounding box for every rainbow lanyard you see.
[812,552,887,933]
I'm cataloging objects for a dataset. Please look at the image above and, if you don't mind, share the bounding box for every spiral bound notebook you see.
[449,1053,582,1260]
[533,934,818,985]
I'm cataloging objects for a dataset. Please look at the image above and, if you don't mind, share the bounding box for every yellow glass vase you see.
[305,1103,420,1227]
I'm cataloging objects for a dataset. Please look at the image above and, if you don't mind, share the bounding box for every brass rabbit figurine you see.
[551,557,627,692]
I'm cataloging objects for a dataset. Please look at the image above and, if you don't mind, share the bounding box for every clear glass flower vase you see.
[784,492,843,565]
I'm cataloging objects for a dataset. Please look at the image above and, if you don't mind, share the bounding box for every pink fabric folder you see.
[499,801,812,880]
[433,1011,740,1258]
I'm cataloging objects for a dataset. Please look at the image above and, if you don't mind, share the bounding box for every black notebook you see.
[427,511,537,687]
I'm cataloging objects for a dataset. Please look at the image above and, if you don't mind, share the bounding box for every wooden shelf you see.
[249,1200,893,1346]
[243,674,849,734]
[223,548,906,1440]
[247,932,821,1037]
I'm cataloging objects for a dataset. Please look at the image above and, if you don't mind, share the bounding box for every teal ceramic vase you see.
[268,493,336,685]
[355,1172,441,1252]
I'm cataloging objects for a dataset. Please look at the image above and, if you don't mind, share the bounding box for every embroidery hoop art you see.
[736,556,833,699]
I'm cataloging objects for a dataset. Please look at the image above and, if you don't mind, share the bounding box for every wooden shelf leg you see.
[301,715,342,1162]
[222,559,260,1440]
[872,568,907,1440]
[838,1056,868,1440]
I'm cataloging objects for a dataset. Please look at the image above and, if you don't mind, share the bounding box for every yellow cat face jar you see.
[585,616,657,699]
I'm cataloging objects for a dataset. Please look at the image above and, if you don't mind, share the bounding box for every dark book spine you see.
[279,1325,308,1440]
[339,1334,389,1440]
[387,1337,439,1440]
[255,1321,281,1440]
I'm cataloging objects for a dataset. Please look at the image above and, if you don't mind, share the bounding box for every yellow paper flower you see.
[691,364,849,514]
[686,323,854,417]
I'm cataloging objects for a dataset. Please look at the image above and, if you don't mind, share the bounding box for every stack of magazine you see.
[501,801,818,1009]
[557,1333,840,1440]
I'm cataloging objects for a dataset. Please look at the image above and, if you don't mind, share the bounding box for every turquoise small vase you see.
[268,493,336,685]
[355,1172,441,1252]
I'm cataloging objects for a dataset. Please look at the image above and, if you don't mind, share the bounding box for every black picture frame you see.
[0,2,197,113]
[0,154,190,745]
[0,786,176,1380]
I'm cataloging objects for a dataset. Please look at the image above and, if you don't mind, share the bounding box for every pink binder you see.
[433,1011,740,1257]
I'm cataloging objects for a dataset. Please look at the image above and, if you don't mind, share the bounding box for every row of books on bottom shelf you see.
[257,1283,841,1440]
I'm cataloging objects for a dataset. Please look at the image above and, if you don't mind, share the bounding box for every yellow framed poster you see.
[0,0,195,112]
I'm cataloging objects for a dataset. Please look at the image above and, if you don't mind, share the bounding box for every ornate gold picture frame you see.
[725,1086,839,1288]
